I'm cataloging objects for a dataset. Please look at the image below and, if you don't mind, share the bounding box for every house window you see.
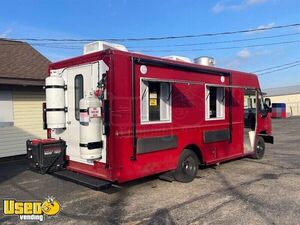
[0,90,14,127]
[141,80,171,123]
[75,75,84,120]
[206,86,225,120]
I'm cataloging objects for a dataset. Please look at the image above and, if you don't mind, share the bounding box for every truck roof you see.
[49,49,260,89]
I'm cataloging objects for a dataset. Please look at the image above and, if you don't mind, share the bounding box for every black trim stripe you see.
[137,135,178,154]
[45,85,65,89]
[80,141,103,149]
[131,57,137,160]
[204,129,230,143]
[46,108,65,112]
[80,109,88,113]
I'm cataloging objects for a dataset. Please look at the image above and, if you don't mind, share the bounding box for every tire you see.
[252,136,265,159]
[174,149,199,183]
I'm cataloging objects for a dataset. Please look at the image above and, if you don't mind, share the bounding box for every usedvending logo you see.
[3,196,61,222]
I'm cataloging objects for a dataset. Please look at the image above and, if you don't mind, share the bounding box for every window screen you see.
[206,86,225,119]
[75,75,84,120]
[141,80,171,123]
[0,90,14,127]
[160,82,171,121]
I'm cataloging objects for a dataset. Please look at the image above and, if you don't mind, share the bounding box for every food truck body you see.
[32,42,273,184]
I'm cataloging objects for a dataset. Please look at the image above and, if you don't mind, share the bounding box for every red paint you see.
[31,138,56,145]
[49,50,272,183]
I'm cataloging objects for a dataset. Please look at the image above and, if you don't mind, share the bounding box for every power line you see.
[0,41,82,50]
[3,31,300,49]
[258,63,300,76]
[138,40,300,52]
[33,43,81,49]
[42,32,300,48]
[127,32,300,49]
[33,40,300,52]
[2,38,299,52]
[252,60,300,73]
[8,23,300,42]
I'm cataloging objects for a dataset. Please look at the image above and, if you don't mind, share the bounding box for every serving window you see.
[205,86,225,120]
[140,80,171,123]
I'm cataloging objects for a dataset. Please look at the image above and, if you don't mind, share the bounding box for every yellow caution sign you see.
[150,98,157,106]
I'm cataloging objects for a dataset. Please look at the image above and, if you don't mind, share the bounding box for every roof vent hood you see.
[194,56,215,66]
[83,41,128,54]
[162,55,192,63]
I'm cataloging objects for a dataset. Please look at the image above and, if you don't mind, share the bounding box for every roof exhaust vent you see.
[162,55,192,63]
[83,41,128,54]
[194,56,215,66]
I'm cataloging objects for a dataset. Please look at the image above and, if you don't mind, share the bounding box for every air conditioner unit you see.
[83,41,128,55]
[162,55,192,63]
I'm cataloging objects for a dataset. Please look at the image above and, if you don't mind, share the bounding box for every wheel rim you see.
[256,140,264,156]
[181,155,197,177]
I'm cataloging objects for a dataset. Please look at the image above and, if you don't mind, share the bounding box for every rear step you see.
[159,170,175,182]
[53,170,112,190]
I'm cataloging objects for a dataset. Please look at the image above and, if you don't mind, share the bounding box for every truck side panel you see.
[111,53,245,182]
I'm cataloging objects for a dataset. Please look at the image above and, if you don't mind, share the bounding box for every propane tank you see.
[79,90,102,160]
[45,74,66,128]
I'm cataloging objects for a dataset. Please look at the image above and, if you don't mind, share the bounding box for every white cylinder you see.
[194,56,215,66]
[45,75,66,128]
[79,90,102,160]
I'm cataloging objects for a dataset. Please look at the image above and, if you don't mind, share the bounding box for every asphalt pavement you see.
[0,117,299,225]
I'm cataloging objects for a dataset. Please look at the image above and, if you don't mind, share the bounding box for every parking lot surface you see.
[0,117,300,225]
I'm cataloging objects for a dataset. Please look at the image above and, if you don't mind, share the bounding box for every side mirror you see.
[265,98,272,108]
[264,104,272,113]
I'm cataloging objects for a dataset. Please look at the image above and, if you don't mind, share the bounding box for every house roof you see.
[0,39,50,86]
[264,84,300,97]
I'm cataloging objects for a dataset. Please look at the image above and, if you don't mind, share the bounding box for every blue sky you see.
[0,0,299,89]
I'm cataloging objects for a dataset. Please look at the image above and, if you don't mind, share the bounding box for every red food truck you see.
[27,42,273,189]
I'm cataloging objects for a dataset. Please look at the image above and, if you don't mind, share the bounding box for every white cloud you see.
[246,0,268,5]
[247,22,275,34]
[237,48,251,59]
[212,0,269,13]
[0,28,13,38]
[218,47,277,70]
[212,2,226,13]
[293,26,300,32]
[256,22,275,29]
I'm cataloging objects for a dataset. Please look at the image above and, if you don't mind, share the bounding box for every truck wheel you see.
[174,149,199,183]
[252,136,265,159]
